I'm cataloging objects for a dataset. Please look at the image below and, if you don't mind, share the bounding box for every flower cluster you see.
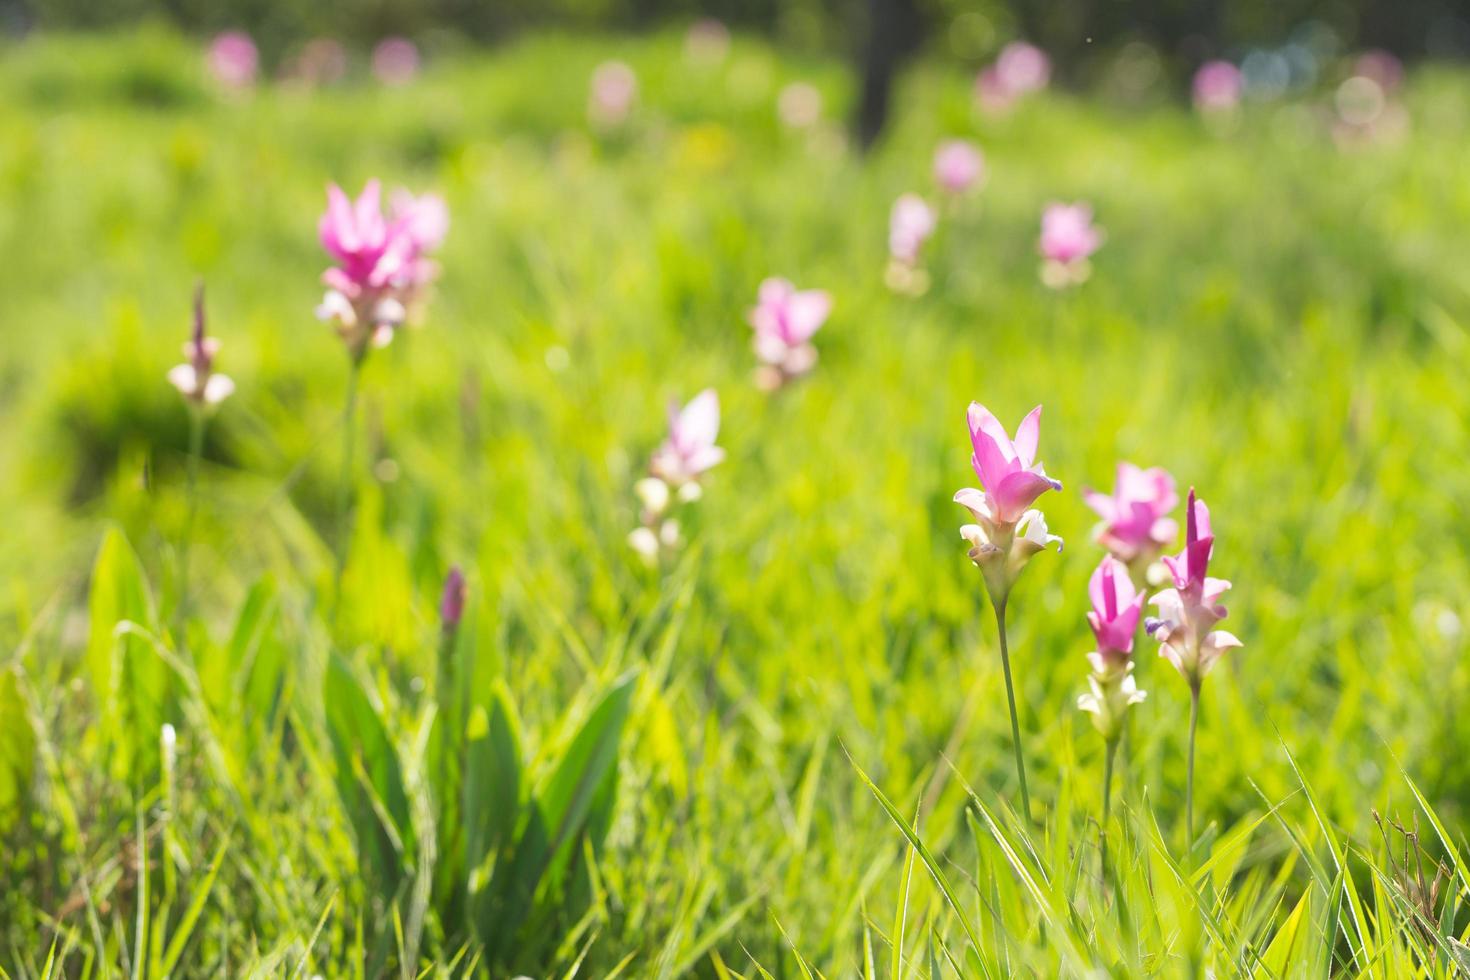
[168,286,235,407]
[1147,489,1242,689]
[630,389,725,563]
[316,180,449,361]
[1076,556,1148,741]
[748,278,831,391]
[953,402,1063,605]
[1039,202,1103,288]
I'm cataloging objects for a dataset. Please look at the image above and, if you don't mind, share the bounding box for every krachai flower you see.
[207,31,258,90]
[649,389,725,488]
[372,37,420,86]
[1083,462,1179,567]
[1077,668,1146,742]
[954,402,1063,602]
[974,41,1050,113]
[589,61,637,128]
[934,140,985,195]
[1038,202,1102,288]
[1146,489,1242,686]
[1086,555,1144,670]
[316,180,448,358]
[1192,60,1243,112]
[749,278,831,388]
[168,285,234,406]
[889,194,937,266]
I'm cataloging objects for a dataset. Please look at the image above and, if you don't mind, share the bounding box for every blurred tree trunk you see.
[855,0,924,150]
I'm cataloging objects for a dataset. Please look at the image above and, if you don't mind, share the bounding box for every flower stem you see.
[1101,736,1117,882]
[176,405,206,633]
[1186,680,1200,860]
[332,359,362,617]
[993,597,1032,823]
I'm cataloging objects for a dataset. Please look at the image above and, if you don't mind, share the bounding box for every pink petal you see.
[990,469,1058,523]
[1012,404,1042,467]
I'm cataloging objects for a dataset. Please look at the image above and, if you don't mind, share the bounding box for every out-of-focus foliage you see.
[0,25,1469,976]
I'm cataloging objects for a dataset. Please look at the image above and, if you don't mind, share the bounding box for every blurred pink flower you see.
[778,82,822,129]
[749,277,831,386]
[169,285,234,406]
[1354,49,1403,93]
[1192,60,1243,112]
[316,180,448,355]
[207,31,258,89]
[650,389,725,486]
[1083,462,1179,565]
[685,19,731,64]
[933,139,985,194]
[373,37,420,86]
[1147,489,1242,685]
[292,38,347,86]
[962,402,1062,524]
[1039,203,1101,264]
[1086,555,1144,666]
[888,194,936,266]
[996,42,1050,94]
[440,566,466,629]
[589,61,637,127]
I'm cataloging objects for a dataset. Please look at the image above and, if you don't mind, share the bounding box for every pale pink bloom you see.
[685,19,731,64]
[1147,489,1242,685]
[589,61,637,127]
[1083,462,1179,565]
[1039,202,1102,265]
[933,140,985,195]
[778,82,822,129]
[168,285,234,406]
[995,42,1050,95]
[207,31,258,89]
[650,389,725,487]
[372,37,421,86]
[974,67,1013,113]
[1086,555,1144,666]
[1192,60,1243,112]
[748,278,830,384]
[963,403,1062,524]
[889,194,936,266]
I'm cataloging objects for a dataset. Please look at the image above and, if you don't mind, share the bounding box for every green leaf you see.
[0,667,36,834]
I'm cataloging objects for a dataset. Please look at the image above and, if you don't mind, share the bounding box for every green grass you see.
[2,24,1470,977]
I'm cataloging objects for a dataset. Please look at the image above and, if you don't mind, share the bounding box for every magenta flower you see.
[440,566,466,630]
[1083,462,1179,566]
[168,285,234,406]
[1040,203,1102,265]
[934,140,985,195]
[1087,555,1144,667]
[1192,60,1243,112]
[748,278,830,386]
[650,389,725,487]
[996,42,1050,95]
[373,37,421,86]
[963,403,1062,523]
[1147,489,1242,685]
[207,31,258,90]
[889,194,936,266]
[316,180,448,357]
[589,61,637,128]
[953,402,1062,603]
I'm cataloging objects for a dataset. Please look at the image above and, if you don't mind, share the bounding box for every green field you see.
[3,26,1470,977]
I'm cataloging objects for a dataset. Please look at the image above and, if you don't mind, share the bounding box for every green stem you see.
[332,359,363,616]
[1102,737,1117,882]
[1186,681,1200,860]
[993,598,1032,823]
[176,406,206,632]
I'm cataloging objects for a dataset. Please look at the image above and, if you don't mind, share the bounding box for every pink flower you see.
[889,194,936,266]
[1354,49,1403,93]
[373,37,421,86]
[963,403,1062,523]
[995,42,1050,95]
[1039,203,1102,265]
[168,285,234,405]
[1083,462,1179,565]
[440,566,466,629]
[290,38,347,87]
[1086,555,1144,664]
[316,180,448,356]
[589,61,637,127]
[934,140,985,195]
[1192,60,1243,112]
[1147,489,1242,685]
[685,19,730,65]
[778,82,823,129]
[207,31,258,89]
[748,278,830,384]
[650,389,725,487]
